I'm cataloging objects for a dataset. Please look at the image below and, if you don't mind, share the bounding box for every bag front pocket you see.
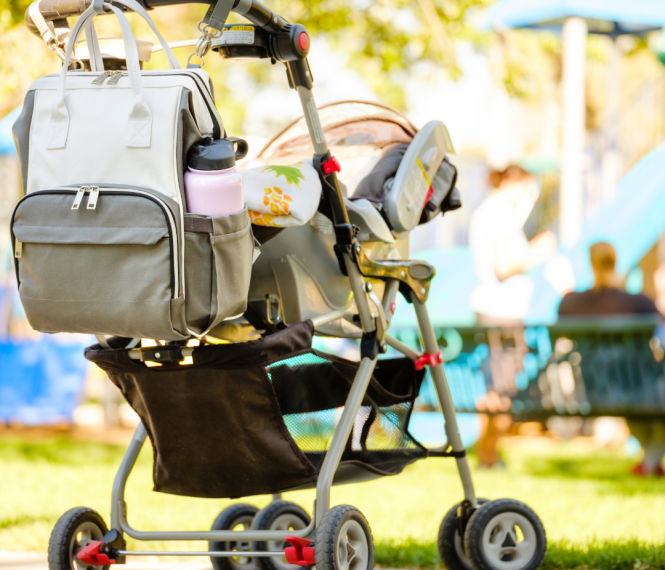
[11,186,187,340]
[184,207,255,335]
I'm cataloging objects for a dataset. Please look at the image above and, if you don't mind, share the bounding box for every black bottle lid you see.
[188,137,249,171]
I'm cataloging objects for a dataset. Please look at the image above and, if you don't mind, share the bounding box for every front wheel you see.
[464,499,547,570]
[437,499,489,570]
[252,501,311,570]
[315,505,374,570]
[48,507,109,570]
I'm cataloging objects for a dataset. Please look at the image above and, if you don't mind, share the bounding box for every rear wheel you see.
[209,504,260,570]
[252,501,312,570]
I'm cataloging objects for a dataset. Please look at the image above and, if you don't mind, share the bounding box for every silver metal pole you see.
[314,356,378,524]
[344,255,376,334]
[382,279,399,326]
[296,86,328,156]
[385,335,420,361]
[117,551,287,557]
[111,423,147,531]
[560,16,588,246]
[310,307,353,329]
[119,509,315,542]
[411,293,477,505]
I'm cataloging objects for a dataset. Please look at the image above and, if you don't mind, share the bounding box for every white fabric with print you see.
[240,158,321,227]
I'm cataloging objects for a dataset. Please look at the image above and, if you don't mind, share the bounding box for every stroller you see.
[24,2,547,570]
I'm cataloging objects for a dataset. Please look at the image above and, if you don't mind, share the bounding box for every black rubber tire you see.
[464,499,547,570]
[314,505,374,570]
[251,501,312,570]
[437,499,489,570]
[48,507,109,570]
[209,503,260,570]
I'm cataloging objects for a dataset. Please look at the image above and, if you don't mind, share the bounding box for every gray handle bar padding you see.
[25,0,217,37]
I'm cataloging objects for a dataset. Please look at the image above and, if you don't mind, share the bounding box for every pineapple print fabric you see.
[240,158,321,227]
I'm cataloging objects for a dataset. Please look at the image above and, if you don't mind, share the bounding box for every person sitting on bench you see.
[558,242,664,477]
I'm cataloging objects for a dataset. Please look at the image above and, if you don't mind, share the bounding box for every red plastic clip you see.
[322,156,341,174]
[414,350,443,371]
[423,185,434,207]
[284,536,315,567]
[77,542,116,566]
[390,302,396,314]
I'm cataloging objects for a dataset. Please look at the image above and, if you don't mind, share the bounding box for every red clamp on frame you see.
[322,156,341,174]
[77,542,116,565]
[415,350,443,371]
[284,536,316,567]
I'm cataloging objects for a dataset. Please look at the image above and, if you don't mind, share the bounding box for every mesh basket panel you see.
[267,351,425,472]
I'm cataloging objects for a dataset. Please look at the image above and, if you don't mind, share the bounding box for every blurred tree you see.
[0,0,494,118]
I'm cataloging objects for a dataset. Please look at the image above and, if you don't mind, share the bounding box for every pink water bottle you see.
[184,137,249,216]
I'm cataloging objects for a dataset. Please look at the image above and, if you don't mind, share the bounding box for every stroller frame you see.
[106,299,476,557]
[28,1,552,569]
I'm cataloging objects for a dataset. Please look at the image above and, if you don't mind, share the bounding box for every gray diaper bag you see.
[10,0,255,340]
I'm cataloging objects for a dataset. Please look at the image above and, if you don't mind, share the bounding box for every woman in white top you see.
[468,166,557,324]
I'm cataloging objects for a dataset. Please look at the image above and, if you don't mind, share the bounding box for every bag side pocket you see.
[184,208,253,334]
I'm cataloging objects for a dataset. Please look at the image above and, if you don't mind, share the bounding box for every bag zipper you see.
[91,71,122,85]
[151,70,223,138]
[12,186,180,299]
[70,186,101,210]
[47,69,223,137]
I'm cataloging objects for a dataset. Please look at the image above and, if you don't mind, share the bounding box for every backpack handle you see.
[46,0,181,150]
[83,0,181,71]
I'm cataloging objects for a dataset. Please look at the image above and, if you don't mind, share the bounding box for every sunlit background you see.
[2,0,665,567]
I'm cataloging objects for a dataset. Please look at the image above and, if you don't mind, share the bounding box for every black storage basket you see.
[85,321,428,499]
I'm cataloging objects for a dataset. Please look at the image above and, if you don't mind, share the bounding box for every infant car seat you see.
[258,100,461,240]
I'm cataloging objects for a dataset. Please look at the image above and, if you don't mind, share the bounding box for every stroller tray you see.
[85,321,427,499]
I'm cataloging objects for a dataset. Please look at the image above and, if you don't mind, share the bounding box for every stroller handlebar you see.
[25,0,287,41]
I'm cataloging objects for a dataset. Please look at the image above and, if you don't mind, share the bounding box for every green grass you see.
[1,435,665,569]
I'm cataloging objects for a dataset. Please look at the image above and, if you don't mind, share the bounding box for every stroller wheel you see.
[252,501,312,570]
[437,499,489,570]
[48,507,109,570]
[314,505,374,570]
[209,503,260,570]
[464,499,547,570]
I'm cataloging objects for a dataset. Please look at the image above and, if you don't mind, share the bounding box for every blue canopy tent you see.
[488,0,665,35]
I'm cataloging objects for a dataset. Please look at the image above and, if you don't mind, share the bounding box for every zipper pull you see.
[14,240,22,258]
[87,186,100,210]
[72,186,88,210]
[91,71,113,85]
[107,71,123,85]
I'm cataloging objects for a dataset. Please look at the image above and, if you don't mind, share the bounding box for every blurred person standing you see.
[468,166,557,467]
[558,242,664,476]
[469,166,557,324]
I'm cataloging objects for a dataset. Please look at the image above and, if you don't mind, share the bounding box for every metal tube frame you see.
[99,0,477,557]
[410,292,477,505]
